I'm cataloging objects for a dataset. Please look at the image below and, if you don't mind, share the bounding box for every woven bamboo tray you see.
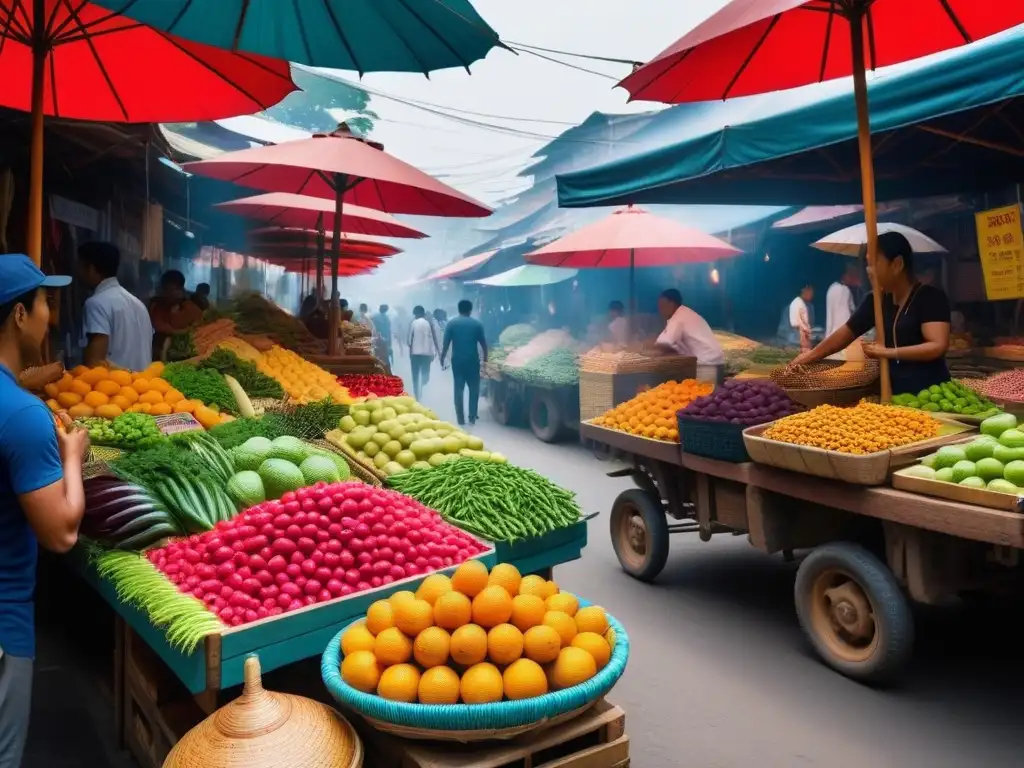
[770,360,879,389]
[892,466,1024,512]
[742,420,974,486]
[783,383,879,409]
[579,352,696,375]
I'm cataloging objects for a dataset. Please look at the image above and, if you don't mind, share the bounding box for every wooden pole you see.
[850,15,892,401]
[315,212,325,304]
[27,0,46,265]
[327,174,346,356]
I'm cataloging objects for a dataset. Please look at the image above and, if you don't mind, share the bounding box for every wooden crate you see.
[579,358,696,422]
[358,699,628,768]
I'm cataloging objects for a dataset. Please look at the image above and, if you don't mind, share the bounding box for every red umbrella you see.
[526,206,740,317]
[619,0,1024,399]
[186,123,491,353]
[215,192,427,239]
[3,1,295,264]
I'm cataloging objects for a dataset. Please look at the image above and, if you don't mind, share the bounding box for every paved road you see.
[399,353,1024,768]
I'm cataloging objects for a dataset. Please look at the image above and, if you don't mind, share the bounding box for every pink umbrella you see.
[186,123,490,353]
[214,192,427,239]
[526,206,740,317]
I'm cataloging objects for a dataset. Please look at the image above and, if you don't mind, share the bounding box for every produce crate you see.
[677,417,750,463]
[354,698,628,768]
[579,357,696,422]
[742,421,973,486]
[75,544,496,696]
[493,521,588,577]
[892,466,1024,512]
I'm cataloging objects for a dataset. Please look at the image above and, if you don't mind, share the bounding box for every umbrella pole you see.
[628,247,636,339]
[315,212,325,305]
[850,15,892,401]
[27,0,46,265]
[328,175,346,356]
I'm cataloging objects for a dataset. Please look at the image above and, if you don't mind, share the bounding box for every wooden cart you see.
[485,373,580,443]
[580,421,1024,684]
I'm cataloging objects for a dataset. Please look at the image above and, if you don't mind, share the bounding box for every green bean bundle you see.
[386,458,581,542]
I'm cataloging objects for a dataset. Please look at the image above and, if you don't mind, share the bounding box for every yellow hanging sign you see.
[975,204,1024,300]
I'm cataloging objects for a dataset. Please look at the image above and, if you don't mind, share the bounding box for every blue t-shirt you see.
[443,316,486,368]
[0,365,64,658]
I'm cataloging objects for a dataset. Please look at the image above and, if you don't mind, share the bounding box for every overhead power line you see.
[506,45,620,81]
[503,40,642,68]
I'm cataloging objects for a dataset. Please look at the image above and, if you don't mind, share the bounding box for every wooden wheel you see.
[610,489,669,582]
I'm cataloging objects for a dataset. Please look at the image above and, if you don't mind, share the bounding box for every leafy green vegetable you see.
[110,441,224,490]
[207,417,281,449]
[199,348,284,399]
[161,362,238,414]
[167,332,197,361]
[501,348,579,387]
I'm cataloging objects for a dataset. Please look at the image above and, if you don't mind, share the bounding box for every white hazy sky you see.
[312,0,730,206]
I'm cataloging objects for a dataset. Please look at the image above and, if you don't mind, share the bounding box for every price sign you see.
[975,204,1024,300]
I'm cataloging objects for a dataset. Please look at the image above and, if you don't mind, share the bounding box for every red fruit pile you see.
[147,481,488,627]
[337,373,405,398]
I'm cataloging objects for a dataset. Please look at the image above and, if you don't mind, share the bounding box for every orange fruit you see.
[451,560,489,598]
[56,392,82,408]
[373,628,412,667]
[139,390,163,405]
[94,404,123,420]
[43,383,60,400]
[546,592,578,617]
[194,405,221,429]
[163,389,185,405]
[472,586,513,629]
[149,403,172,416]
[541,581,560,599]
[110,395,131,411]
[80,367,109,386]
[148,378,170,394]
[393,598,433,637]
[571,633,611,670]
[69,379,92,397]
[388,591,416,610]
[136,403,153,414]
[449,624,488,666]
[418,666,460,705]
[83,391,110,408]
[340,650,382,693]
[413,627,451,668]
[502,659,548,700]
[509,594,546,632]
[377,663,421,702]
[518,575,548,599]
[432,591,472,631]
[131,378,151,393]
[70,365,89,378]
[460,662,503,704]
[415,574,452,606]
[522,625,561,664]
[487,563,521,596]
[118,386,139,404]
[543,612,577,647]
[67,404,94,419]
[365,600,395,636]
[55,373,74,392]
[45,399,60,413]
[94,379,121,397]
[549,647,597,690]
[574,607,609,636]
[108,369,132,387]
[486,624,524,666]
[341,622,377,657]
[173,400,196,414]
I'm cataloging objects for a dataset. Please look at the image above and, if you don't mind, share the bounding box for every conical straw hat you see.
[163,655,362,768]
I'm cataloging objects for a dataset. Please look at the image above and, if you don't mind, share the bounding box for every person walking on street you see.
[441,300,487,426]
[0,255,89,768]
[372,304,393,366]
[408,306,441,400]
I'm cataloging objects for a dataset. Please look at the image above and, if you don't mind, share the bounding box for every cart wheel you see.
[794,542,914,684]
[489,384,520,426]
[529,390,564,443]
[610,489,669,583]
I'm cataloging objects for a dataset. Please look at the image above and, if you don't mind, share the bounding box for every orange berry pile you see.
[763,402,940,454]
[592,379,713,441]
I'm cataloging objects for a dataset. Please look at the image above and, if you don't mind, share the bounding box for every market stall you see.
[581,373,1024,684]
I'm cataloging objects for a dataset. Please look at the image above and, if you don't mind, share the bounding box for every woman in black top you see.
[790,231,951,395]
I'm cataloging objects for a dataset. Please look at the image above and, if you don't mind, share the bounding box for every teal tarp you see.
[557,25,1024,208]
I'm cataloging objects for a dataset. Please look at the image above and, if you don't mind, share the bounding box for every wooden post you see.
[27,0,46,265]
[850,15,892,401]
[327,175,346,356]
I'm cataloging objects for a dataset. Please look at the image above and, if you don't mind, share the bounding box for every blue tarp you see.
[557,25,1024,208]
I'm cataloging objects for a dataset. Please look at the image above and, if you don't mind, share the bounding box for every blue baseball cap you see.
[0,254,71,306]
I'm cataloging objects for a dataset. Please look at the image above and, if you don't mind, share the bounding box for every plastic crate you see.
[677,416,750,463]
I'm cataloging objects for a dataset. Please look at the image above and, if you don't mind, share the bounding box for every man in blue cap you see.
[0,255,89,768]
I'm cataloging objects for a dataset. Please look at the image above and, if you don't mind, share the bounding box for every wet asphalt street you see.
[397,352,1024,768]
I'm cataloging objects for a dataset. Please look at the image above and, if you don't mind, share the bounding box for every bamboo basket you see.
[783,383,879,408]
[742,421,973,485]
[579,357,697,422]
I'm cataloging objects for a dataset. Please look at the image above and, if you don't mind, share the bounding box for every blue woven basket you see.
[321,601,629,739]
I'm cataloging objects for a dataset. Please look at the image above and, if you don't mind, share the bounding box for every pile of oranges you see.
[592,378,713,441]
[44,362,229,427]
[257,346,352,405]
[340,562,615,705]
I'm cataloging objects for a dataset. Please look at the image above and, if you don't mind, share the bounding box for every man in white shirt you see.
[789,285,814,352]
[407,305,441,400]
[654,289,724,365]
[607,300,629,346]
[825,264,861,359]
[78,242,153,371]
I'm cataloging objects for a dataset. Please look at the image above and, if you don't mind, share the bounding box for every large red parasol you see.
[186,123,491,353]
[526,206,740,318]
[215,192,426,239]
[619,0,1024,399]
[1,0,295,264]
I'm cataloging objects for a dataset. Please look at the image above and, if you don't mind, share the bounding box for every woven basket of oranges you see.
[320,562,629,741]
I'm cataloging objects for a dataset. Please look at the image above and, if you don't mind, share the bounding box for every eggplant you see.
[82,476,184,548]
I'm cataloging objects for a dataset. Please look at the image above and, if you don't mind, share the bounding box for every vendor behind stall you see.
[149,270,203,360]
[790,231,951,395]
[653,289,724,366]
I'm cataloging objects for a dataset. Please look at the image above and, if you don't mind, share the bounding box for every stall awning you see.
[557,25,1024,208]
[428,250,498,281]
[469,264,577,287]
